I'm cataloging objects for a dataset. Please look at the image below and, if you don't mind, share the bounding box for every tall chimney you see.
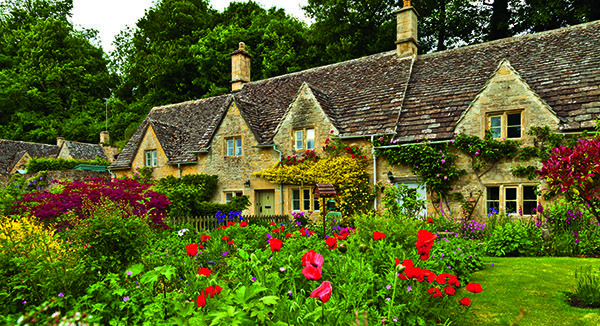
[56,137,65,148]
[230,42,252,92]
[395,0,418,57]
[100,131,109,144]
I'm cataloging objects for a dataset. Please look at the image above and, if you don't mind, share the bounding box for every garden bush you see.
[0,172,48,215]
[25,156,110,173]
[485,219,543,257]
[571,265,600,308]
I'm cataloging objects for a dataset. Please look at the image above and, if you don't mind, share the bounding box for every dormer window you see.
[294,128,315,150]
[489,112,521,139]
[226,137,242,156]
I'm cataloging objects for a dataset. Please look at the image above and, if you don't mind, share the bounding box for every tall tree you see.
[0,0,114,144]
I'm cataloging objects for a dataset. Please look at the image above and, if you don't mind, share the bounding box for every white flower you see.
[178,228,189,237]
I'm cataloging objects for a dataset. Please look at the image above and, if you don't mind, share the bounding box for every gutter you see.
[374,139,452,149]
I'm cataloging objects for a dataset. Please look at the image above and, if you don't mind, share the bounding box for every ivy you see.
[454,131,520,174]
[372,136,466,202]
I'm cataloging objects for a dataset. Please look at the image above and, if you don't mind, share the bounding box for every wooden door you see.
[256,190,275,216]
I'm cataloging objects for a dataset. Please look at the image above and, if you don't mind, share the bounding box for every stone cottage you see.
[0,132,120,175]
[108,1,600,218]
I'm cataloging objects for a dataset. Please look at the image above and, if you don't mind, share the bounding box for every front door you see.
[256,190,275,216]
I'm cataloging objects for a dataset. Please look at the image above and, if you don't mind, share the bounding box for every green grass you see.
[458,257,600,326]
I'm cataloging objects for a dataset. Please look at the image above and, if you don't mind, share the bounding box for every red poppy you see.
[240,221,248,227]
[395,258,400,266]
[423,271,437,283]
[436,273,452,285]
[196,291,206,308]
[222,236,229,241]
[466,282,482,293]
[444,286,456,296]
[272,228,280,233]
[280,225,285,231]
[310,281,332,303]
[302,250,324,269]
[416,229,436,261]
[269,222,276,226]
[269,238,283,252]
[228,240,234,245]
[335,232,349,240]
[186,243,198,257]
[200,234,211,242]
[325,237,337,250]
[198,267,211,277]
[460,297,471,306]
[302,265,322,280]
[428,287,442,298]
[285,233,294,238]
[427,218,434,223]
[204,286,217,298]
[373,232,386,241]
[199,244,204,249]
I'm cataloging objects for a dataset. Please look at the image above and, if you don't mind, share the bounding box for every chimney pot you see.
[100,131,109,144]
[231,42,252,92]
[57,137,65,148]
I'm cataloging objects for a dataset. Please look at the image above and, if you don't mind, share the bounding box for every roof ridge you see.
[241,50,401,87]
[0,138,58,147]
[150,94,232,112]
[417,20,600,60]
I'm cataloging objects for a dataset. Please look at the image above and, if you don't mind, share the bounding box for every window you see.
[291,187,319,211]
[488,112,521,139]
[226,137,242,156]
[145,150,157,167]
[294,128,315,151]
[486,185,538,216]
[225,191,243,203]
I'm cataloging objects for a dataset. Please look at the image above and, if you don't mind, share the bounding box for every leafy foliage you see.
[25,157,110,173]
[13,178,170,229]
[485,220,542,257]
[572,265,600,308]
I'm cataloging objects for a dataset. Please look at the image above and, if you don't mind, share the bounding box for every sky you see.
[71,0,310,53]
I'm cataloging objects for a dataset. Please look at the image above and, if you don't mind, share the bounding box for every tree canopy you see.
[0,0,597,146]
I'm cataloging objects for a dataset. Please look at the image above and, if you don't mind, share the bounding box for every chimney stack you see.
[100,131,109,144]
[395,0,418,57]
[230,42,252,92]
[56,137,65,148]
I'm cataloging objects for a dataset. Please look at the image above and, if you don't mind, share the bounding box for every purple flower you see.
[123,296,129,302]
[58,292,64,297]
[386,285,392,290]
[126,270,132,276]
[251,276,256,281]
[222,251,228,257]
[407,286,412,292]
[441,159,446,164]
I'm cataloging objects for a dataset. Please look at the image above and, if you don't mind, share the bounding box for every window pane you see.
[490,116,502,127]
[295,131,303,150]
[235,192,243,197]
[235,138,242,156]
[303,189,311,210]
[292,189,300,211]
[225,192,233,203]
[314,196,320,211]
[491,127,502,139]
[227,139,234,156]
[507,113,521,138]
[523,200,537,215]
[152,151,157,166]
[486,186,499,215]
[505,187,517,214]
[523,186,536,200]
[306,129,315,150]
[146,151,151,166]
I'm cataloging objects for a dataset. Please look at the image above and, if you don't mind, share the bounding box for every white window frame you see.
[291,187,319,212]
[487,111,522,139]
[485,184,538,216]
[394,181,427,219]
[226,136,242,157]
[293,128,315,151]
[145,150,157,167]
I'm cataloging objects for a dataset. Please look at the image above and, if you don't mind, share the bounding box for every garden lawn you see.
[460,257,600,326]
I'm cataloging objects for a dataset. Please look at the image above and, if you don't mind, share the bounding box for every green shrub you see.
[154,174,222,216]
[572,265,600,307]
[65,200,154,275]
[0,172,48,215]
[485,220,543,257]
[25,157,110,173]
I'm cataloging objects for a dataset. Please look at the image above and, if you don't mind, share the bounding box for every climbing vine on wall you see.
[372,136,466,203]
[255,138,374,221]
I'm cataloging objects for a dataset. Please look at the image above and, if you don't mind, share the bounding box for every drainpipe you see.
[107,169,116,179]
[371,135,378,210]
[272,144,284,215]
[177,163,181,178]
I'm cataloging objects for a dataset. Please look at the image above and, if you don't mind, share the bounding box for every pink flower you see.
[310,281,332,303]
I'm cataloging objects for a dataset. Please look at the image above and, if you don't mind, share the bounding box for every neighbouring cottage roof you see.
[110,20,600,170]
[0,139,59,174]
[109,95,232,169]
[62,141,108,161]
